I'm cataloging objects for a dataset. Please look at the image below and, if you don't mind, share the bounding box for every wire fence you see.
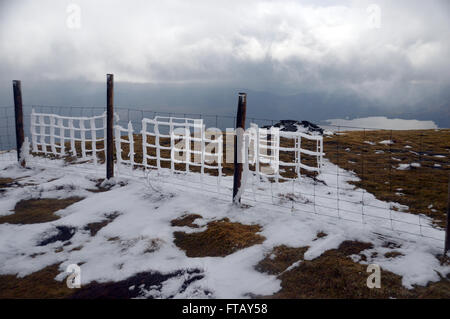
[0,104,449,248]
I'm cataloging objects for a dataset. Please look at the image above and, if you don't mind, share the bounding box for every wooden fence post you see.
[106,74,114,179]
[232,92,247,204]
[13,80,25,167]
[445,175,450,255]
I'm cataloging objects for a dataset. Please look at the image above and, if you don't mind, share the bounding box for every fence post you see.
[106,74,114,179]
[13,80,25,167]
[232,92,247,204]
[445,175,450,255]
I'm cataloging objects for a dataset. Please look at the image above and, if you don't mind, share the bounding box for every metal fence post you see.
[106,74,114,179]
[445,175,450,255]
[232,92,247,204]
[13,80,25,167]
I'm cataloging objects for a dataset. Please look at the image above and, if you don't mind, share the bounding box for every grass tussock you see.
[84,212,120,236]
[335,240,373,256]
[314,231,328,240]
[384,251,404,259]
[174,218,265,257]
[0,177,16,188]
[170,214,203,228]
[0,197,83,224]
[255,245,309,275]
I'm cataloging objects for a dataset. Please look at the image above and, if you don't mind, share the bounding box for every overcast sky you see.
[0,0,449,119]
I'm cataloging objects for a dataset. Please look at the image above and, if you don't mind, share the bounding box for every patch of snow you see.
[395,162,420,171]
[284,260,302,272]
[397,164,410,171]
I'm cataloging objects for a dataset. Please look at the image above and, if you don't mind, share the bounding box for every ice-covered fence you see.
[248,124,279,179]
[115,122,135,168]
[279,130,324,175]
[137,116,223,188]
[247,123,324,182]
[30,109,107,164]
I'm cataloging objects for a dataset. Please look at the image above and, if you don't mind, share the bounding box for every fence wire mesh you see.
[0,105,449,247]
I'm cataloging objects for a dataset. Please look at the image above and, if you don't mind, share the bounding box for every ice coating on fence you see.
[247,123,324,181]
[115,121,135,170]
[30,110,324,191]
[30,109,107,162]
[19,136,30,164]
[138,116,224,191]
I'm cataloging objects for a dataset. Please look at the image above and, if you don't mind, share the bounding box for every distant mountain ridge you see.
[0,80,448,127]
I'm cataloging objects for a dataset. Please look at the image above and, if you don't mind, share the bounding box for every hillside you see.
[0,127,449,298]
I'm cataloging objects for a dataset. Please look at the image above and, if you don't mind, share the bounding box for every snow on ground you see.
[396,163,422,170]
[0,152,448,298]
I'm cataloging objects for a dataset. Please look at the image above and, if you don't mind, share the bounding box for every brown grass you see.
[259,241,450,299]
[255,245,309,275]
[0,177,16,188]
[174,218,265,257]
[384,251,404,259]
[0,264,205,299]
[336,240,374,255]
[323,129,450,227]
[170,214,203,228]
[0,264,74,299]
[315,231,328,240]
[83,212,120,236]
[0,197,83,224]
